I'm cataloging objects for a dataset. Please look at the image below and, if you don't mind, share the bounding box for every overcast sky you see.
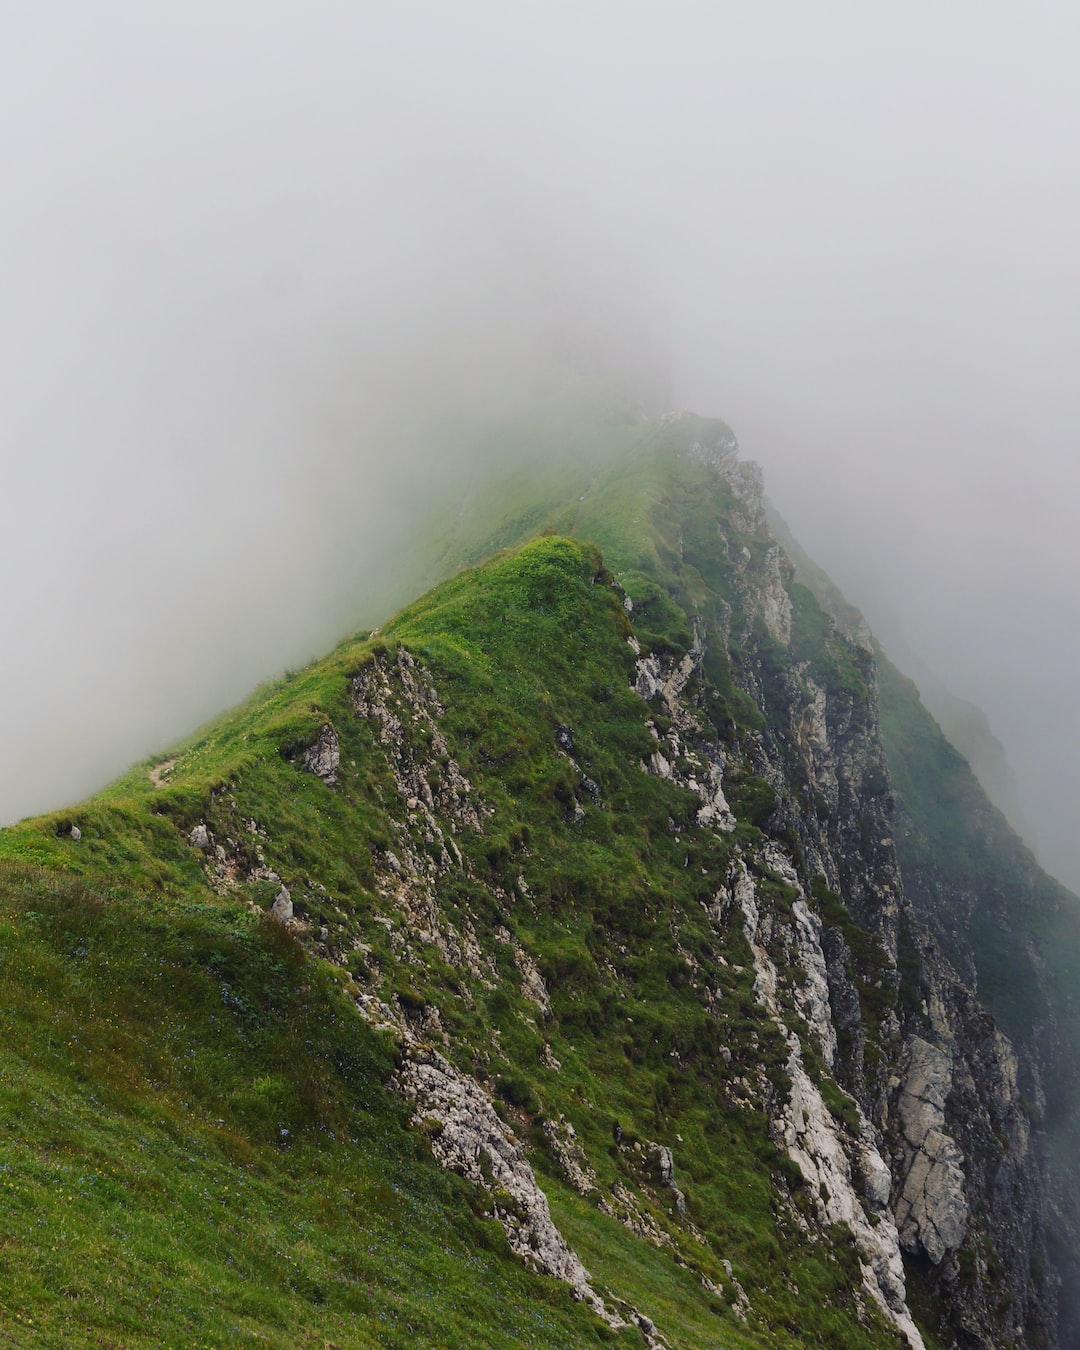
[2,3,1078,889]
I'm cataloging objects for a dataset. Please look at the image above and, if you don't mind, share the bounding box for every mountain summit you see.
[2,405,1076,1348]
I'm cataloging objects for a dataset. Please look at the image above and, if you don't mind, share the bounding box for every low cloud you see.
[2,4,1078,892]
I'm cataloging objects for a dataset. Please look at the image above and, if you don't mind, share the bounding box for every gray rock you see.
[902,1037,952,1122]
[300,724,340,786]
[514,946,550,1015]
[69,825,81,842]
[649,749,672,779]
[396,1046,622,1327]
[732,857,926,1349]
[759,545,793,645]
[894,1037,968,1264]
[189,823,210,850]
[634,653,665,701]
[652,1143,688,1219]
[269,886,293,922]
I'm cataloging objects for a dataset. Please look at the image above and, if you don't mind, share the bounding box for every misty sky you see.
[2,3,1079,890]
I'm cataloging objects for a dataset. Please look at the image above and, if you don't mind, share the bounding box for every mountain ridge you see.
[1,405,1075,1348]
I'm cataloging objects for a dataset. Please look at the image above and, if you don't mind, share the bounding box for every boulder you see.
[269,886,293,923]
[894,1037,969,1264]
[300,724,340,786]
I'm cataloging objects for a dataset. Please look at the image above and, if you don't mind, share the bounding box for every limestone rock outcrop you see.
[300,723,340,785]
[894,1037,968,1264]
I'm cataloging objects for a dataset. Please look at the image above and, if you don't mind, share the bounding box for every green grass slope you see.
[0,518,905,1348]
[10,398,1068,1347]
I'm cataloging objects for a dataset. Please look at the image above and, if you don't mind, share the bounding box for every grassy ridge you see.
[0,866,631,1348]
[0,428,913,1346]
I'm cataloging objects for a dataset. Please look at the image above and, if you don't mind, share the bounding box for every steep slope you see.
[765,503,1035,849]
[770,496,1080,1341]
[877,656,1080,1343]
[0,410,1071,1348]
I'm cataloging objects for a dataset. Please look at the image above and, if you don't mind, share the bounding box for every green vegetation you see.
[0,868,626,1349]
[7,401,1044,1347]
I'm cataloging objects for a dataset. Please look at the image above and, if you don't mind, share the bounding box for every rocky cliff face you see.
[775,495,1079,1345]
[606,439,1055,1345]
[874,655,1079,1346]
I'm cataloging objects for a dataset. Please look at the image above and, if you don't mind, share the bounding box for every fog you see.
[2,3,1078,890]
